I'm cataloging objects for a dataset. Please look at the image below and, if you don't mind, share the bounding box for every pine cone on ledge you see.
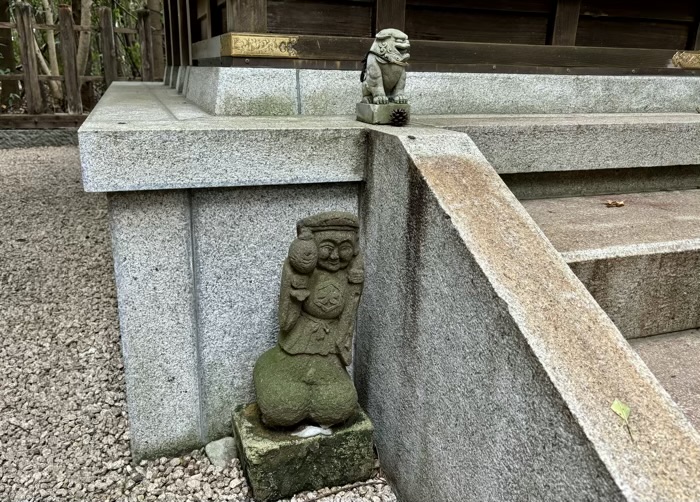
[390,108,409,127]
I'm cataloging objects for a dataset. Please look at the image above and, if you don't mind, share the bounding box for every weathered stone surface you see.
[254,212,364,428]
[360,29,409,105]
[79,84,366,192]
[108,190,202,460]
[356,127,700,501]
[240,68,700,116]
[192,185,359,440]
[204,437,237,468]
[163,65,171,85]
[356,103,410,125]
[631,329,700,430]
[233,403,374,501]
[424,113,700,173]
[502,165,700,201]
[522,189,700,338]
[186,66,297,116]
[169,66,178,89]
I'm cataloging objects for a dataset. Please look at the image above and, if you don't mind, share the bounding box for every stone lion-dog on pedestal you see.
[361,28,410,105]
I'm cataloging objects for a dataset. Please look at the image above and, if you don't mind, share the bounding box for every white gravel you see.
[0,146,397,502]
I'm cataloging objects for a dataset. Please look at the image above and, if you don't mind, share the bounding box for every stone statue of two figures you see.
[253,212,364,433]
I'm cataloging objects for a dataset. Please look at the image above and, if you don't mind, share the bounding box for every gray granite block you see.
[356,103,410,125]
[80,120,366,192]
[631,329,700,431]
[501,166,700,200]
[431,113,700,173]
[298,69,355,116]
[291,69,700,116]
[522,189,700,338]
[169,66,178,89]
[182,66,192,96]
[184,66,218,113]
[356,127,700,501]
[109,190,202,460]
[176,66,187,94]
[234,403,374,502]
[186,67,297,116]
[163,66,171,86]
[191,183,359,440]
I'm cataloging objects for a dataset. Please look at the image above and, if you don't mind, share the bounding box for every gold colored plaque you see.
[672,51,700,69]
[221,33,299,58]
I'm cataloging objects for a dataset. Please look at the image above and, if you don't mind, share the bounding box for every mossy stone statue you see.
[254,212,364,429]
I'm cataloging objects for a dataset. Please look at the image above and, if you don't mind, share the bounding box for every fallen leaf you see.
[611,399,630,422]
[605,200,625,207]
[612,399,634,441]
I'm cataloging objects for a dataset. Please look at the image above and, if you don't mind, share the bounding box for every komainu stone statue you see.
[356,28,411,126]
[361,28,410,105]
[253,212,364,429]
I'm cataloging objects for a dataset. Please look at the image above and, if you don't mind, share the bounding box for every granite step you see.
[522,189,700,339]
[630,329,700,430]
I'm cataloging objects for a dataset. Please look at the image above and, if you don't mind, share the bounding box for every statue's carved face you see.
[375,28,410,63]
[314,230,356,272]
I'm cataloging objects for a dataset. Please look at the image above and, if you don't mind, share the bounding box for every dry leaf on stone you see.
[605,200,625,207]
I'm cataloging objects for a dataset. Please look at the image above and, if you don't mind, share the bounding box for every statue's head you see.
[293,212,359,273]
[372,28,410,64]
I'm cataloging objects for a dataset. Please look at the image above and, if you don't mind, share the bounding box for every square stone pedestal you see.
[233,403,375,501]
[356,102,411,126]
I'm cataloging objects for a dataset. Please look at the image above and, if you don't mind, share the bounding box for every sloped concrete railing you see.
[355,127,700,501]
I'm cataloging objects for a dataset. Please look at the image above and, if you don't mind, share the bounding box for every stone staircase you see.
[522,187,700,431]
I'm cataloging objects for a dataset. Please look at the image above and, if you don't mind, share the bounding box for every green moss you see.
[233,403,375,501]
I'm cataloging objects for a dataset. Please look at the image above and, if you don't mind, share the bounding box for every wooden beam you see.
[205,0,213,38]
[689,15,700,51]
[58,6,82,114]
[162,0,171,65]
[148,0,165,78]
[213,33,679,70]
[227,0,266,33]
[168,0,181,66]
[14,2,42,114]
[375,0,406,33]
[138,9,155,80]
[551,0,581,46]
[177,0,190,65]
[192,35,220,60]
[98,7,119,88]
[187,0,199,45]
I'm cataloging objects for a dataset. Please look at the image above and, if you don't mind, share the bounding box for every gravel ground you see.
[0,146,397,502]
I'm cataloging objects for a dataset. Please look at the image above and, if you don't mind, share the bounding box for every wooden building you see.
[162,0,700,75]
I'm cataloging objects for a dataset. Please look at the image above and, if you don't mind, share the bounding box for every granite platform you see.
[79,80,700,501]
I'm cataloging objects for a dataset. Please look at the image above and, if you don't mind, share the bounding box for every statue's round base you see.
[233,403,375,501]
[356,102,411,126]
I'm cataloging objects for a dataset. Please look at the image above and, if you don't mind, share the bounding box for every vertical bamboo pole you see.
[138,9,154,81]
[99,7,118,87]
[58,6,82,113]
[14,1,42,114]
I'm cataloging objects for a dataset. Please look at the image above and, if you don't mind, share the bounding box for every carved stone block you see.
[233,403,374,501]
[356,103,411,126]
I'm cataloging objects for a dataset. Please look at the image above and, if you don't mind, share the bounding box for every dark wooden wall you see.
[172,0,700,72]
